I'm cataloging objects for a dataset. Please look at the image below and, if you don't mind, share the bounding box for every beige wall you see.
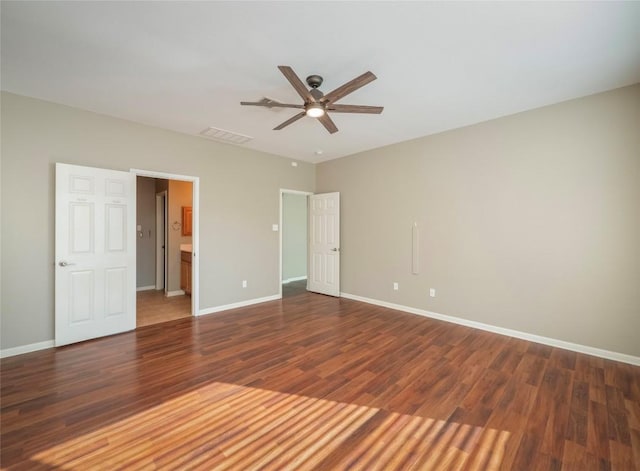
[167,180,192,292]
[136,176,157,288]
[282,193,307,281]
[0,92,315,350]
[317,84,640,357]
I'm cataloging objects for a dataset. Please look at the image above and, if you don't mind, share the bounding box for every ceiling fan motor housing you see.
[306,75,323,89]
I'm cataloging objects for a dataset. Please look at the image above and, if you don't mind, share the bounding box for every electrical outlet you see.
[393,282,399,291]
[429,288,436,298]
[242,280,247,288]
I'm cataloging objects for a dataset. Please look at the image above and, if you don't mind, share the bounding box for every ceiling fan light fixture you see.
[241,66,382,134]
[305,103,325,118]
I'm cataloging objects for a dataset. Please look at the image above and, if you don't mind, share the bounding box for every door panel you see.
[56,163,136,346]
[70,202,94,253]
[70,270,94,323]
[69,174,94,194]
[105,204,126,252]
[105,267,127,317]
[105,178,126,196]
[308,192,340,297]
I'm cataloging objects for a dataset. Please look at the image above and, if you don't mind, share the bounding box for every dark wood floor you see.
[2,285,639,469]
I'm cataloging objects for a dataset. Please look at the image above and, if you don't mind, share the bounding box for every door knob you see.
[331,248,340,252]
[58,261,76,267]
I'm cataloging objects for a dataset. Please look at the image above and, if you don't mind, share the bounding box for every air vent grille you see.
[199,127,253,145]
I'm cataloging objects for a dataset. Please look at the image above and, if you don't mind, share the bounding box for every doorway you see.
[279,190,341,299]
[133,169,200,326]
[280,189,312,298]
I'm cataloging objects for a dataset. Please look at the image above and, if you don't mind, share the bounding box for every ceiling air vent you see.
[199,127,253,145]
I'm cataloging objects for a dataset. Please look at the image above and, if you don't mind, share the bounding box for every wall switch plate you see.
[242,280,247,288]
[430,288,436,297]
[393,282,399,291]
[272,224,278,231]
[136,225,142,231]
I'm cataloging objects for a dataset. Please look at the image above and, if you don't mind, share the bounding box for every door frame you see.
[132,169,200,317]
[279,188,313,298]
[155,191,168,292]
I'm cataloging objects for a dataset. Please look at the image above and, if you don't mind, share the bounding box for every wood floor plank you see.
[2,280,639,469]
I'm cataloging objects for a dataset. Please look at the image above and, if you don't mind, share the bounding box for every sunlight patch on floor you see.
[33,382,510,470]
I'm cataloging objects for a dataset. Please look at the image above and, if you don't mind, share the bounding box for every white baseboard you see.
[166,290,186,297]
[340,292,640,366]
[1,340,55,358]
[199,294,281,316]
[282,276,307,284]
[136,285,156,292]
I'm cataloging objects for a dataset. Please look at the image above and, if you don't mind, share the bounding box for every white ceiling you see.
[2,2,639,163]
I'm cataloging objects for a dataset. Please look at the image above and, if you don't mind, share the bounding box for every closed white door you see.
[55,163,136,346]
[308,192,340,297]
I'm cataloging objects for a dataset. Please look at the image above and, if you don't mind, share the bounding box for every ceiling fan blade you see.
[278,66,315,103]
[274,112,306,130]
[241,101,304,109]
[317,113,338,134]
[321,71,377,104]
[328,104,384,114]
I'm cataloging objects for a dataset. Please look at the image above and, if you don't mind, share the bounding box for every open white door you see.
[308,192,340,297]
[55,163,136,346]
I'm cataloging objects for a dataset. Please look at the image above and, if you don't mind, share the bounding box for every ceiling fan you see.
[241,66,383,134]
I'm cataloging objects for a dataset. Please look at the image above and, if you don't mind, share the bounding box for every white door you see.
[55,163,136,346]
[308,192,340,297]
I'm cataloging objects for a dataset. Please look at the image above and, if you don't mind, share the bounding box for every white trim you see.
[166,289,186,297]
[340,292,640,366]
[131,169,200,318]
[1,340,55,358]
[198,294,281,316]
[136,285,156,292]
[130,169,195,181]
[282,276,308,284]
[279,189,313,299]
